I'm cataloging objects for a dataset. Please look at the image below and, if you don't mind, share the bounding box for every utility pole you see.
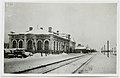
[107,40,109,57]
[104,45,105,55]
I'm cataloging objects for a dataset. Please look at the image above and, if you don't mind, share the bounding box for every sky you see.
[5,3,117,50]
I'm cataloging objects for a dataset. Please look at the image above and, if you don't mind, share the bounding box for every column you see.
[34,36,37,52]
[9,36,12,48]
[24,35,27,49]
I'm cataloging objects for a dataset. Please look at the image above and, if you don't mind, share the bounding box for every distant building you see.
[75,44,97,53]
[8,26,76,54]
[75,45,86,53]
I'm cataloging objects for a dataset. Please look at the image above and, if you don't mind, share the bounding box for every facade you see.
[75,44,96,53]
[75,45,86,53]
[8,26,76,54]
[69,40,76,53]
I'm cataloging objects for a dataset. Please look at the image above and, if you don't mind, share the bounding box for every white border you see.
[117,0,120,77]
[1,0,5,77]
[1,0,119,77]
[4,0,119,3]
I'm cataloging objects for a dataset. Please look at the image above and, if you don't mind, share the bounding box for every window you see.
[19,41,23,48]
[27,40,33,51]
[37,41,42,50]
[44,41,49,50]
[12,40,17,48]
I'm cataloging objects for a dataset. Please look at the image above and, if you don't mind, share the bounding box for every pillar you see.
[23,35,27,49]
[9,36,12,48]
[34,36,37,52]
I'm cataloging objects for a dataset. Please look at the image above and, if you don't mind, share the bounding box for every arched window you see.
[59,43,60,51]
[27,40,33,51]
[44,41,49,50]
[57,42,58,51]
[19,41,23,48]
[37,41,42,50]
[53,41,55,52]
[12,40,17,48]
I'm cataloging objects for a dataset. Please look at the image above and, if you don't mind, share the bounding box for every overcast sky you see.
[5,3,117,50]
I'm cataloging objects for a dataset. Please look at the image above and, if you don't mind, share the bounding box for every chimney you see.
[48,27,52,33]
[40,27,43,30]
[29,27,33,31]
[68,34,70,39]
[57,30,59,35]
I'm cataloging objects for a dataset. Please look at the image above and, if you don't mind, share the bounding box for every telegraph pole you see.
[107,40,109,57]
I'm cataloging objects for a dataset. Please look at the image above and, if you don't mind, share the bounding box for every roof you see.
[70,38,76,43]
[15,27,51,35]
[8,26,72,40]
[75,46,86,49]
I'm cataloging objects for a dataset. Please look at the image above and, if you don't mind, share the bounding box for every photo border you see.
[0,0,119,77]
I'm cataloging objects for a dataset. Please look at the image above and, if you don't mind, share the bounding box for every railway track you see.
[72,54,96,74]
[48,53,96,74]
[13,53,96,74]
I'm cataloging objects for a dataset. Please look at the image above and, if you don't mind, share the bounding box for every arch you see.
[43,39,50,43]
[44,40,49,50]
[37,40,43,50]
[12,40,17,48]
[27,39,33,51]
[18,40,23,48]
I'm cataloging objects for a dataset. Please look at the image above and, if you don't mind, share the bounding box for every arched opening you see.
[70,48,72,53]
[44,41,49,50]
[19,40,23,48]
[57,42,58,51]
[54,41,55,52]
[12,40,17,48]
[37,41,42,50]
[27,40,33,51]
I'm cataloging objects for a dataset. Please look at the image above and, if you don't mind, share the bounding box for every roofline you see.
[8,33,71,41]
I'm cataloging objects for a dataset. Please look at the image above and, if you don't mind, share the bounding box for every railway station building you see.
[8,26,76,54]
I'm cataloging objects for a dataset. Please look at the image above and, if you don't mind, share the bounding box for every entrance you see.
[27,40,33,51]
[13,40,17,48]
